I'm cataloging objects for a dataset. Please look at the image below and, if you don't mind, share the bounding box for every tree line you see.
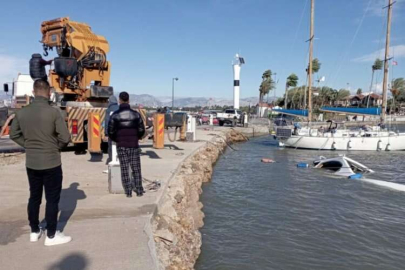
[258,57,405,111]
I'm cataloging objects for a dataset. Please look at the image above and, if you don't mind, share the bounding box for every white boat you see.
[276,121,405,151]
[313,155,374,177]
[274,0,405,151]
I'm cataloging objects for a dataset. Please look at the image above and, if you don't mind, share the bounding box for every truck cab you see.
[217,109,242,126]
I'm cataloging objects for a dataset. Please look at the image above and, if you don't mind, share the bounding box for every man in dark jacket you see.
[104,95,119,165]
[10,79,72,246]
[108,92,146,197]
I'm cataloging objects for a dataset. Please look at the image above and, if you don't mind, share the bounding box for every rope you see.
[166,127,178,142]
[142,177,161,192]
[230,128,250,141]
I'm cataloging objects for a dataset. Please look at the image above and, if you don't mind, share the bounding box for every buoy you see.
[261,158,275,163]
[377,140,382,151]
[348,173,363,179]
[331,141,336,150]
[4,125,9,135]
[386,143,391,151]
[297,163,309,168]
[347,140,352,150]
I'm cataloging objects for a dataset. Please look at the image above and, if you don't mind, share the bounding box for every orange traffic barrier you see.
[153,113,165,149]
[88,112,102,153]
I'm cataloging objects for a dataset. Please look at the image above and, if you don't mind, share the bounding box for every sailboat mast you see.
[381,0,393,122]
[308,0,314,121]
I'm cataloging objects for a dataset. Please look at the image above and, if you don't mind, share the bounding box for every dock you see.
[0,126,268,270]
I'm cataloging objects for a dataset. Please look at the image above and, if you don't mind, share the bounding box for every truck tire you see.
[219,120,224,126]
[29,54,47,80]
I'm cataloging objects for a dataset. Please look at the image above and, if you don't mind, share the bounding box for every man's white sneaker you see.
[30,229,43,242]
[44,231,72,246]
[103,169,108,174]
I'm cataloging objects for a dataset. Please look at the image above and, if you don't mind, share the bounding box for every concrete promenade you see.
[0,126,268,270]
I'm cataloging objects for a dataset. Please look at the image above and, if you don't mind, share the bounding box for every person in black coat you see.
[108,92,146,197]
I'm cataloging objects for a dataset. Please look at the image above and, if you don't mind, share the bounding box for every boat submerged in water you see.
[313,155,374,178]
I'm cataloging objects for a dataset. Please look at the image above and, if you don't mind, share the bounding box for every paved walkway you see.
[0,128,228,270]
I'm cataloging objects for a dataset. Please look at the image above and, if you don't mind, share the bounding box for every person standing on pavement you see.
[104,95,119,167]
[10,79,72,246]
[108,92,146,197]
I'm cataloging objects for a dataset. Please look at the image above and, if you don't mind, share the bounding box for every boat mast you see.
[381,0,393,122]
[308,0,314,121]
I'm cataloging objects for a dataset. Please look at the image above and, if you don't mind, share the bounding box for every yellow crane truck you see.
[30,17,112,154]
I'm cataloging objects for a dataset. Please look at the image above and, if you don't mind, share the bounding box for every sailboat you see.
[274,0,405,151]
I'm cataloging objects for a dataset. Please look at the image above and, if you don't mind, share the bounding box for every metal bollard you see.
[186,116,196,141]
[243,113,249,128]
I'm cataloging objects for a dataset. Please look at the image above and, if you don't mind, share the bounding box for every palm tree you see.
[311,58,321,74]
[284,73,299,108]
[391,78,405,111]
[304,58,321,108]
[356,88,362,95]
[259,70,275,103]
[367,58,383,107]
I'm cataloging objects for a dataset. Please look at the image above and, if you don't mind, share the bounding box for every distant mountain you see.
[0,92,274,108]
[129,94,162,107]
[129,95,264,108]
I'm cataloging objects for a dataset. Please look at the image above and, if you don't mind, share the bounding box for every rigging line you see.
[377,5,387,54]
[368,6,387,97]
[329,0,373,89]
[290,0,309,54]
[281,0,309,96]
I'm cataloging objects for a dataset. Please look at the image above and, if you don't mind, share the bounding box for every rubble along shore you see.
[151,126,269,270]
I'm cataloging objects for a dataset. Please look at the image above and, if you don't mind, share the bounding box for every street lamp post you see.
[172,77,179,110]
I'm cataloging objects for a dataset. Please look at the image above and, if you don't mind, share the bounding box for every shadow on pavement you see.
[58,183,87,232]
[47,253,88,270]
[141,150,161,159]
[141,144,184,151]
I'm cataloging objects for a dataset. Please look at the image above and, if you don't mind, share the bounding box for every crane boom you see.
[36,17,113,102]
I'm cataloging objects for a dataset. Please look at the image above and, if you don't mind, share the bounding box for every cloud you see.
[352,44,405,62]
[373,37,405,43]
[372,82,383,92]
[367,0,405,17]
[0,54,28,85]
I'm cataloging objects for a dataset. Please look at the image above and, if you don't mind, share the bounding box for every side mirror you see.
[3,83,8,93]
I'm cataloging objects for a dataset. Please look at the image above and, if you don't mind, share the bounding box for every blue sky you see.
[0,0,404,99]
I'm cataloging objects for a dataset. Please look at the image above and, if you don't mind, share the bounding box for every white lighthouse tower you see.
[232,54,245,109]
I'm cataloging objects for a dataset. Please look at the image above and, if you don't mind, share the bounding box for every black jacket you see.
[108,103,145,148]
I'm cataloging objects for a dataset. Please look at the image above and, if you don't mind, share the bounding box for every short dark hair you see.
[119,91,129,102]
[33,79,50,95]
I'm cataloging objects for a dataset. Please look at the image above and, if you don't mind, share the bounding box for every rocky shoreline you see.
[151,127,267,270]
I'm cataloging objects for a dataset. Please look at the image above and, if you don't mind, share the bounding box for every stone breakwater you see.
[151,129,254,270]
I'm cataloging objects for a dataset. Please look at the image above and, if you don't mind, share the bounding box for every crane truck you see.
[30,17,113,153]
[1,17,187,145]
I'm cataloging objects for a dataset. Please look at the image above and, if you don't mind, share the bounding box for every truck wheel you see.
[219,120,224,126]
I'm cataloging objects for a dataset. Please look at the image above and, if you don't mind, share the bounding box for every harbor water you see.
[196,132,405,270]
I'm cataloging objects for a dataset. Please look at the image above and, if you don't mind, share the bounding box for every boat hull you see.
[281,134,405,151]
